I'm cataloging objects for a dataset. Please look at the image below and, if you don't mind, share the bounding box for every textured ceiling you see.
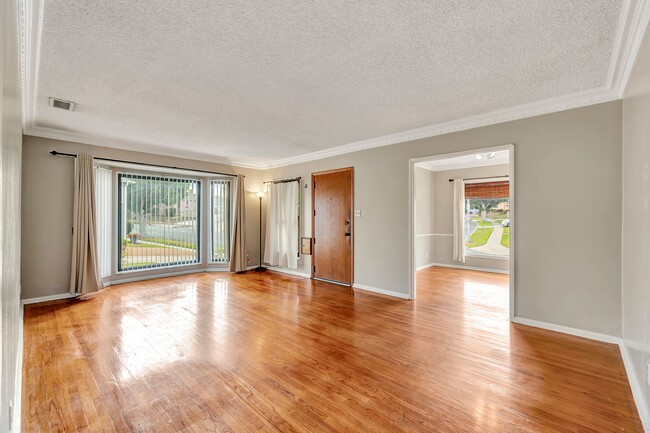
[32,0,624,165]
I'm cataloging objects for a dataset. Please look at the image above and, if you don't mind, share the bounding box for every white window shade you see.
[210,179,231,263]
[95,167,112,278]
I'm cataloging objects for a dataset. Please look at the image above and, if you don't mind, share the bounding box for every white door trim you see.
[408,143,515,320]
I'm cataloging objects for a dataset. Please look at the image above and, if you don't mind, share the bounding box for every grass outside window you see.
[501,227,510,248]
[465,227,494,248]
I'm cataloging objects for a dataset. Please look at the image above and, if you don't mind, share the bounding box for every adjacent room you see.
[2,1,650,432]
[413,147,512,316]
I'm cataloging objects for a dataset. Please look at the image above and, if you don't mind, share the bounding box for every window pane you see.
[119,173,200,271]
[211,179,231,263]
[95,167,112,278]
[464,197,510,257]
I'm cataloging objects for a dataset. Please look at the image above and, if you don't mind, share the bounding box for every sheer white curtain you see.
[452,179,466,263]
[264,182,299,269]
[95,167,112,279]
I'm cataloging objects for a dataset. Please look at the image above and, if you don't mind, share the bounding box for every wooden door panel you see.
[312,168,353,285]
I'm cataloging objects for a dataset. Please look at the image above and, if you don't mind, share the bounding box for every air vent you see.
[49,97,75,111]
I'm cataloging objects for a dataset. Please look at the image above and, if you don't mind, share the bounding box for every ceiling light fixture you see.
[475,154,483,160]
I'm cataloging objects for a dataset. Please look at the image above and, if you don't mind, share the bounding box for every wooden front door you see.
[312,168,353,286]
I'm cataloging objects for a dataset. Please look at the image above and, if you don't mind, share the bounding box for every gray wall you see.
[265,101,622,336]
[414,167,435,268]
[1,0,23,431]
[21,136,265,299]
[431,164,509,272]
[21,100,624,337]
[622,26,650,425]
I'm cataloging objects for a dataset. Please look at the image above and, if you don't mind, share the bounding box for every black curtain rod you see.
[448,175,509,183]
[263,176,301,184]
[50,151,238,178]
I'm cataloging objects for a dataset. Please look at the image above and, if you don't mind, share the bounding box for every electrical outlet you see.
[354,210,361,217]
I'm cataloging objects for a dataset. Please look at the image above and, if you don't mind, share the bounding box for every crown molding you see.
[24,126,270,170]
[18,0,650,171]
[266,86,619,168]
[609,0,650,98]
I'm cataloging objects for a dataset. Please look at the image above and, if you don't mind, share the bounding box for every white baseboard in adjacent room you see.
[428,262,509,275]
[353,283,412,300]
[416,263,436,271]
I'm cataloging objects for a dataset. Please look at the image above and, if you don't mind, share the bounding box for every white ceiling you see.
[20,1,650,168]
[417,150,509,172]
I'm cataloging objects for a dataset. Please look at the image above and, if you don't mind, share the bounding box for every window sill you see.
[116,261,203,275]
[465,252,510,261]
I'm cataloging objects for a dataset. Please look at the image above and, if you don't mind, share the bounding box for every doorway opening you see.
[408,145,514,319]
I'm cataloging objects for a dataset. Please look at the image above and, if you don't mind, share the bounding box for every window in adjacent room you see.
[464,180,510,257]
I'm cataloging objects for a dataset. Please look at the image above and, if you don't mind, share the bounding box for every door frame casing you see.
[408,144,515,320]
[311,167,355,286]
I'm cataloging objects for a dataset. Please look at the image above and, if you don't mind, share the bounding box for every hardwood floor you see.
[22,267,642,432]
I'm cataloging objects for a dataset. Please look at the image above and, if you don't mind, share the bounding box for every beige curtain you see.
[70,154,102,294]
[229,174,247,272]
[452,179,466,263]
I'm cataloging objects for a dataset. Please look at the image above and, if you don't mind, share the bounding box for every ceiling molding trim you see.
[266,87,618,169]
[608,0,650,98]
[18,0,648,171]
[20,0,44,131]
[24,126,269,170]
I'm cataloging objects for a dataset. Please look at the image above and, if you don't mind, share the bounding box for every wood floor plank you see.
[22,267,643,432]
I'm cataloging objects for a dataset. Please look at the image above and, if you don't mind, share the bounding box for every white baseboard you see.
[511,316,620,344]
[619,340,650,432]
[353,283,412,300]
[204,267,230,272]
[429,262,509,275]
[267,266,311,279]
[13,302,24,433]
[513,316,648,430]
[108,268,211,285]
[416,263,436,271]
[21,292,77,305]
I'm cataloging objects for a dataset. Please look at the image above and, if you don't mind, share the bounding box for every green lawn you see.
[466,227,494,248]
[122,262,157,268]
[126,241,161,248]
[126,238,197,250]
[471,218,494,228]
[145,238,196,249]
[501,227,510,248]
